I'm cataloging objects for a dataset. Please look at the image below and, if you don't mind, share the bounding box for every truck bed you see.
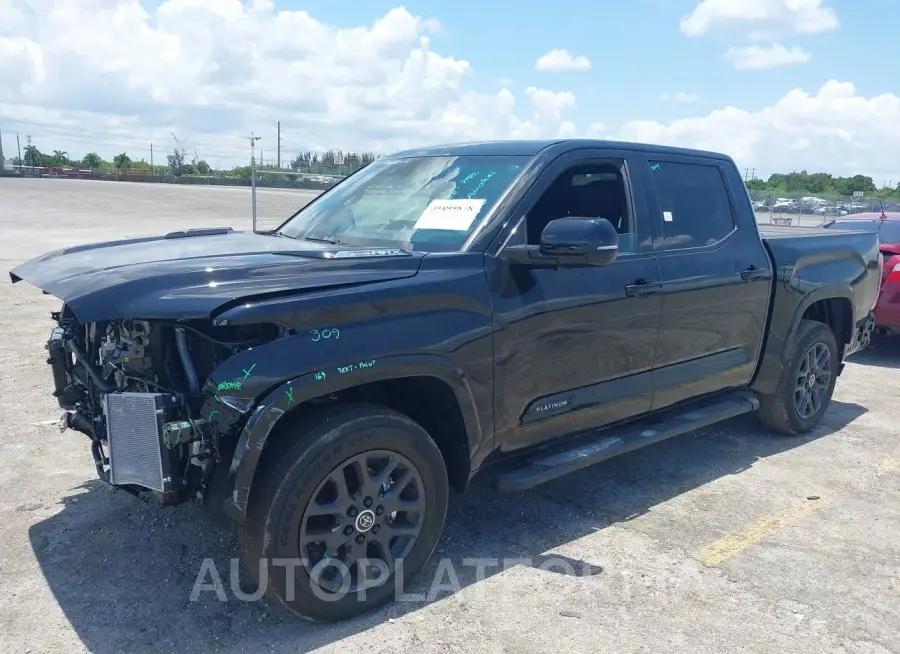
[759,222,880,330]
[757,224,871,239]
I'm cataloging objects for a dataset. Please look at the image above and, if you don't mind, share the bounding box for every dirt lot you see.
[0,178,898,654]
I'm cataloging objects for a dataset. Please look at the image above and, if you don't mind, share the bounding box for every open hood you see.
[9,228,423,323]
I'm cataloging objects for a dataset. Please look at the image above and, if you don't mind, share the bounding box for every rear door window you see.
[647,161,736,250]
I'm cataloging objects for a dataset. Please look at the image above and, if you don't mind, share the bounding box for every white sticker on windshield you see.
[415,199,486,231]
[663,211,673,222]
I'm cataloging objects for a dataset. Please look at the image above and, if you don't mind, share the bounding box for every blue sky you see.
[2,0,899,180]
[259,0,897,131]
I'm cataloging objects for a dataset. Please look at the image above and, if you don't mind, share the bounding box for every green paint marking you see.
[285,386,294,406]
[217,380,243,392]
[650,163,661,171]
[208,409,220,421]
[241,363,257,380]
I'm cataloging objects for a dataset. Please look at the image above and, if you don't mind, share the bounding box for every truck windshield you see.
[276,155,530,252]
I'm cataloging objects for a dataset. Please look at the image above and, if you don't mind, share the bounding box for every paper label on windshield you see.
[415,199,486,231]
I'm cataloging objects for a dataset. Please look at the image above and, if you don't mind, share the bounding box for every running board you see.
[496,391,759,493]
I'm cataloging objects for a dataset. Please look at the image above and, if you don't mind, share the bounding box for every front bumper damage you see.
[46,323,215,503]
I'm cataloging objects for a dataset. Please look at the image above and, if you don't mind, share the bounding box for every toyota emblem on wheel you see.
[355,509,376,532]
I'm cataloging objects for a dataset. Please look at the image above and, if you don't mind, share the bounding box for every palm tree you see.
[113,152,132,170]
[23,144,42,168]
[52,150,69,166]
[82,152,102,175]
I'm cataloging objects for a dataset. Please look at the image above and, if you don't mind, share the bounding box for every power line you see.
[1,128,251,161]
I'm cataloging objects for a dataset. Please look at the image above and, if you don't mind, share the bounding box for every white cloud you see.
[659,92,700,103]
[0,1,579,164]
[725,43,811,69]
[585,121,606,138]
[618,80,900,180]
[681,0,839,37]
[535,49,591,72]
[0,2,897,182]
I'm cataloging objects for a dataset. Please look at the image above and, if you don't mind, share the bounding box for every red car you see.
[824,212,900,335]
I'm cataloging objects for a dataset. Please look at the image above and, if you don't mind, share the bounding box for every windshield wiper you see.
[302,236,338,245]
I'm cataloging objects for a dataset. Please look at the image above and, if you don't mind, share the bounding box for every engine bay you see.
[46,304,277,504]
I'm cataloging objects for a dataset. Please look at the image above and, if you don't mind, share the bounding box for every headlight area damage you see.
[47,305,278,505]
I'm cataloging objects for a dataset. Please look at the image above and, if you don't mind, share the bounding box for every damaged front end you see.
[47,304,276,505]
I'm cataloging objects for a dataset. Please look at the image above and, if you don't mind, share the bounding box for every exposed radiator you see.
[103,392,168,491]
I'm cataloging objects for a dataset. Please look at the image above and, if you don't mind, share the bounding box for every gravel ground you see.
[0,178,898,654]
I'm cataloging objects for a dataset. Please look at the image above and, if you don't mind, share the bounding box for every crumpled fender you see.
[215,353,484,524]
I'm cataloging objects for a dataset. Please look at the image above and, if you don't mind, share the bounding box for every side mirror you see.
[539,217,619,267]
[499,217,619,268]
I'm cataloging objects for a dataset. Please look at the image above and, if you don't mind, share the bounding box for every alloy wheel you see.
[793,341,832,419]
[298,449,426,595]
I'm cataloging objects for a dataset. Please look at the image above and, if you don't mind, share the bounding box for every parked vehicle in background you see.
[815,205,848,217]
[773,199,798,212]
[11,139,880,622]
[824,212,900,335]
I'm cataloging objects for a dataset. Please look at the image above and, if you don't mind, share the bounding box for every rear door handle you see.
[740,265,768,282]
[625,279,663,298]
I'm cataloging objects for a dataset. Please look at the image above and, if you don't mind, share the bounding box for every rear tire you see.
[757,319,839,435]
[240,403,449,622]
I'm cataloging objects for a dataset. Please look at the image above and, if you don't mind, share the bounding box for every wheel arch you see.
[221,354,484,525]
[751,287,853,395]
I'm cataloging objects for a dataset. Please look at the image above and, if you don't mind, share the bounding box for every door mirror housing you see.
[500,217,619,268]
[540,217,619,266]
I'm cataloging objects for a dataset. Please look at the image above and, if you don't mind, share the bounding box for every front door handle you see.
[625,279,663,298]
[740,265,768,282]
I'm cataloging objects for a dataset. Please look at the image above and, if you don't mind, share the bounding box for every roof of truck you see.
[387,139,733,161]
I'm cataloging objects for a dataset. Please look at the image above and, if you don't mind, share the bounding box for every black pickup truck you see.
[10,139,880,621]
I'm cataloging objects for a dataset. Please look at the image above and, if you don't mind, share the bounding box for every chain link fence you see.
[748,190,900,227]
[250,151,376,231]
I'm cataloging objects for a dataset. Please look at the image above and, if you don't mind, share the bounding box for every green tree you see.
[82,152,102,173]
[113,152,132,170]
[51,150,69,166]
[23,144,42,168]
[167,148,189,176]
[747,170,886,198]
[195,160,210,175]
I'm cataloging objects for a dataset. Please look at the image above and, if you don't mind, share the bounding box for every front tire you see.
[757,318,839,435]
[241,403,449,622]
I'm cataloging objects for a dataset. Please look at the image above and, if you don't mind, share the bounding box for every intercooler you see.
[103,392,178,492]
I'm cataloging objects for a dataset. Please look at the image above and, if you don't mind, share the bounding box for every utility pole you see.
[16,133,21,172]
[247,132,262,227]
[750,168,756,181]
[150,143,154,176]
[0,127,5,173]
[277,121,281,169]
[744,168,749,182]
